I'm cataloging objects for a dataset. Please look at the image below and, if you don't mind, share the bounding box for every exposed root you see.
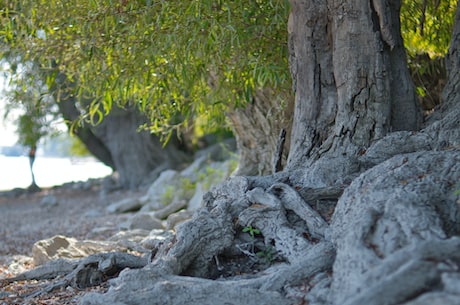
[2,252,147,300]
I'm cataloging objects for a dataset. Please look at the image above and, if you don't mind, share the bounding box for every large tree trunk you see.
[287,0,422,174]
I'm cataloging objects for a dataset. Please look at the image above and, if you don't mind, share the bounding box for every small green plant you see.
[160,185,176,205]
[228,157,239,174]
[238,225,280,265]
[195,160,235,191]
[159,159,236,206]
[242,225,261,238]
[256,245,278,264]
[179,177,197,197]
[454,182,460,196]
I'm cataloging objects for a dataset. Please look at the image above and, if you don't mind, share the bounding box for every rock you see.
[178,155,209,181]
[106,196,142,213]
[128,213,164,231]
[0,188,26,198]
[109,229,152,252]
[187,182,204,212]
[136,147,237,215]
[32,235,126,266]
[140,229,175,250]
[3,255,34,276]
[40,195,58,207]
[152,199,188,219]
[140,170,180,211]
[84,208,104,218]
[179,139,237,181]
[194,138,237,161]
[86,226,120,240]
[109,229,151,244]
[165,210,194,230]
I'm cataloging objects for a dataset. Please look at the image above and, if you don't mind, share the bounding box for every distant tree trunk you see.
[90,107,190,189]
[229,88,293,176]
[27,145,40,191]
[54,72,190,189]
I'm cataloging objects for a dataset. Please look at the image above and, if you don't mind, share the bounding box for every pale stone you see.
[128,212,164,231]
[32,235,125,266]
[106,197,142,214]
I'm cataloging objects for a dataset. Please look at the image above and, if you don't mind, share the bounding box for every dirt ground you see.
[0,183,140,305]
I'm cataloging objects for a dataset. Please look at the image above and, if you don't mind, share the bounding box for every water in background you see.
[0,155,113,191]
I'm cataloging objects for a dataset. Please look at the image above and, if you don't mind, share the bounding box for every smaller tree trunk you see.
[54,70,190,189]
[229,88,293,176]
[92,107,190,189]
[27,145,40,191]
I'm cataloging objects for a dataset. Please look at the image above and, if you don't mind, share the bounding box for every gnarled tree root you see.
[2,252,147,300]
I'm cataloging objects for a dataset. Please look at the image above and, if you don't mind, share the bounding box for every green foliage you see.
[1,0,290,137]
[197,164,224,189]
[407,54,446,110]
[160,177,196,205]
[256,245,277,264]
[1,61,59,147]
[37,132,89,157]
[160,185,176,205]
[1,0,456,144]
[400,0,456,109]
[160,158,237,205]
[401,0,457,57]
[454,182,460,196]
[240,225,279,265]
[242,225,260,238]
[68,136,91,156]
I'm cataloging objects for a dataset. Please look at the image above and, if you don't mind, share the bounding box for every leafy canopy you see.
[401,0,457,57]
[400,0,457,108]
[1,0,290,137]
[0,0,457,143]
[1,60,58,147]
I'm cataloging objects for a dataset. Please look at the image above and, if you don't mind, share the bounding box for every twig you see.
[272,128,287,174]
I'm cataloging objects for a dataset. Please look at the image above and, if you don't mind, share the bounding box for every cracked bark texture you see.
[229,88,293,176]
[287,0,421,172]
[330,151,460,304]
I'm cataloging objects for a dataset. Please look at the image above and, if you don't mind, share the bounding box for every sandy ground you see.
[0,184,140,304]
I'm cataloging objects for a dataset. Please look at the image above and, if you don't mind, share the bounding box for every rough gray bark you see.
[287,0,421,171]
[5,252,147,299]
[330,150,460,304]
[78,176,337,305]
[75,139,458,305]
[229,88,293,176]
[81,272,291,305]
